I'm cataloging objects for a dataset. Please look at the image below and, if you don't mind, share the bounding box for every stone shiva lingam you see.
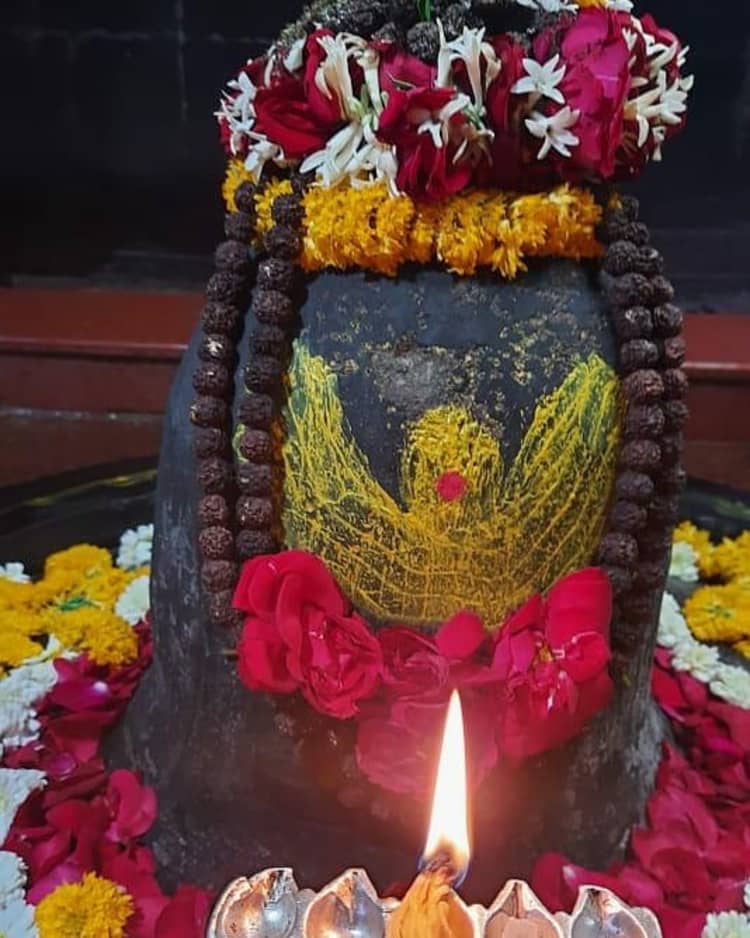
[207,694,663,938]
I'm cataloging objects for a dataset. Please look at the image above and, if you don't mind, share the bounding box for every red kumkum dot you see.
[436,471,468,503]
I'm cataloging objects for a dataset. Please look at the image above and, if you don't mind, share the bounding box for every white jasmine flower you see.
[116,524,154,571]
[284,36,306,73]
[745,881,750,909]
[605,0,633,10]
[115,575,151,627]
[0,564,30,584]
[512,55,567,105]
[313,32,364,120]
[0,658,58,758]
[703,911,750,938]
[0,770,46,844]
[437,23,501,112]
[710,666,750,710]
[525,106,580,159]
[669,541,700,583]
[658,592,692,649]
[0,851,28,905]
[226,68,259,125]
[672,639,721,684]
[0,898,38,938]
[243,132,287,177]
[516,0,576,12]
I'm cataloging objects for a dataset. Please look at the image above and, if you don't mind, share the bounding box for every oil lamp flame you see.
[421,690,471,883]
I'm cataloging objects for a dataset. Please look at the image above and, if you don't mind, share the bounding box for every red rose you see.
[555,8,632,180]
[254,69,342,160]
[492,568,614,760]
[303,29,349,126]
[376,43,436,97]
[379,627,448,699]
[235,551,383,718]
[377,87,473,200]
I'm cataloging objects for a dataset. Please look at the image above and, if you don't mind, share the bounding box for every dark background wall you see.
[2,0,749,308]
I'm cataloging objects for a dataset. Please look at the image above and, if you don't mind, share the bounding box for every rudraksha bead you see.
[206,271,248,304]
[245,356,284,392]
[657,464,687,495]
[190,396,230,428]
[234,181,258,215]
[271,193,305,227]
[652,304,683,337]
[663,336,687,368]
[648,494,680,527]
[662,368,688,400]
[635,247,664,277]
[201,560,238,591]
[237,462,274,496]
[602,565,635,597]
[623,222,651,246]
[663,400,689,432]
[194,427,229,459]
[620,592,656,622]
[637,560,666,590]
[624,404,665,439]
[207,590,241,627]
[197,457,234,494]
[613,307,653,340]
[238,392,274,429]
[619,195,640,221]
[193,363,231,397]
[239,429,273,462]
[603,272,653,310]
[598,532,639,567]
[603,241,639,276]
[599,211,629,243]
[257,257,297,293]
[637,526,674,559]
[237,496,274,529]
[225,211,255,242]
[609,500,648,533]
[252,289,296,327]
[616,470,655,504]
[264,224,301,260]
[650,275,675,305]
[620,339,660,372]
[198,526,235,560]
[622,370,664,403]
[619,439,662,473]
[199,334,235,365]
[237,529,278,560]
[214,240,251,273]
[198,494,231,528]
[250,325,288,358]
[201,303,241,336]
[660,433,683,467]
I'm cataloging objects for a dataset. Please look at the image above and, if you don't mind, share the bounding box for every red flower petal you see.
[436,611,485,661]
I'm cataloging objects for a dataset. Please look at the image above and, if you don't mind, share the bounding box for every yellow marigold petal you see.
[222,158,256,212]
[734,639,750,661]
[36,873,134,938]
[38,606,138,666]
[0,578,37,613]
[45,545,112,579]
[684,584,750,644]
[0,630,43,669]
[0,608,45,639]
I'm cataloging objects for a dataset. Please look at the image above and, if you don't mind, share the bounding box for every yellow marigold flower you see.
[711,532,750,582]
[40,606,138,666]
[82,568,137,607]
[36,873,134,938]
[255,179,293,239]
[222,158,256,212]
[0,630,44,672]
[45,544,112,579]
[684,584,750,644]
[0,608,45,639]
[735,639,750,662]
[0,577,38,612]
[673,521,718,578]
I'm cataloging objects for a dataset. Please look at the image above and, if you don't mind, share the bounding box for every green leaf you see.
[416,0,432,22]
[57,595,97,612]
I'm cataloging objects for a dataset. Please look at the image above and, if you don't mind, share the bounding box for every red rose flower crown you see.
[216,0,692,200]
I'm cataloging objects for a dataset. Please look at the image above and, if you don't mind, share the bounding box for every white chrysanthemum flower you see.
[0,658,59,758]
[669,541,700,582]
[525,106,580,159]
[116,524,154,571]
[0,897,38,938]
[672,639,721,684]
[0,564,30,584]
[703,911,750,938]
[0,851,28,906]
[710,666,750,710]
[512,55,567,105]
[0,770,46,844]
[115,575,151,626]
[657,592,692,649]
[437,23,501,111]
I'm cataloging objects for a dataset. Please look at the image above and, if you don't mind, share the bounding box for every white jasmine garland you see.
[709,667,750,711]
[657,592,692,649]
[0,657,59,758]
[671,639,721,684]
[0,851,27,906]
[525,106,580,159]
[115,575,151,627]
[0,564,30,584]
[116,524,154,571]
[0,769,46,844]
[0,898,38,938]
[669,541,700,583]
[703,912,750,938]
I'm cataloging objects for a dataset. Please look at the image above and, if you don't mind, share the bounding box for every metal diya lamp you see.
[207,693,662,938]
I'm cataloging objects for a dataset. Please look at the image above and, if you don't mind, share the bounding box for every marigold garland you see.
[35,873,134,938]
[222,164,604,279]
[683,585,750,645]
